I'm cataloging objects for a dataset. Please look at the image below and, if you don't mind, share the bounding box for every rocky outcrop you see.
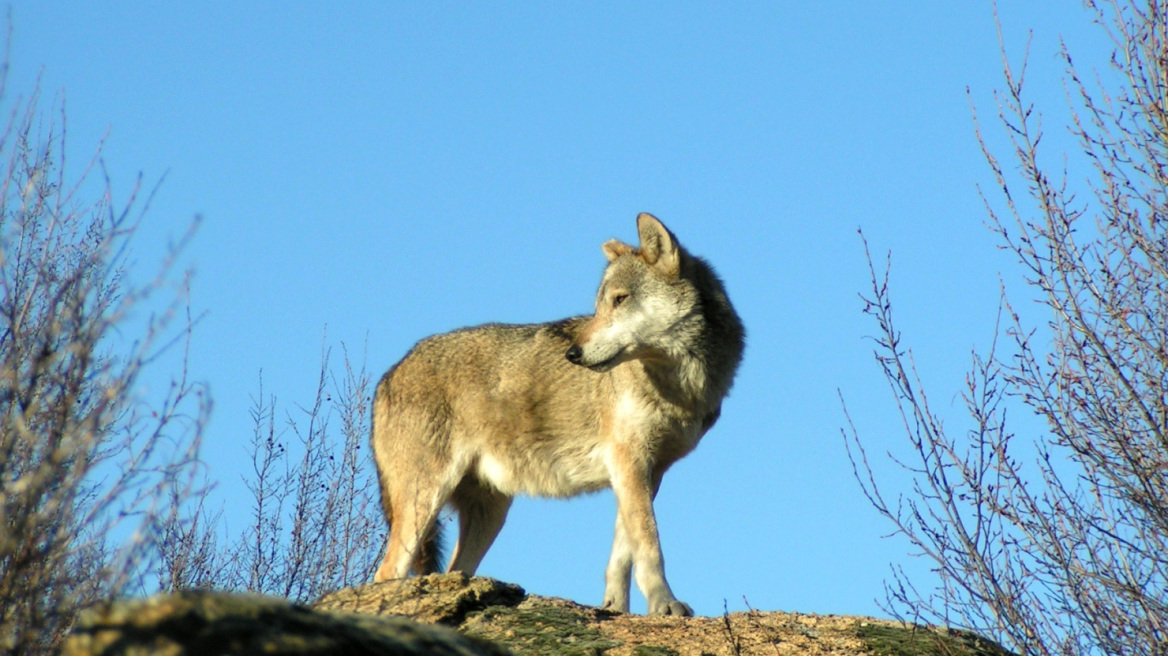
[316,573,1011,656]
[64,573,1014,656]
[61,588,507,656]
[315,571,525,626]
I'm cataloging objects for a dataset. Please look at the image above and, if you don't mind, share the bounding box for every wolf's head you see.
[565,213,703,372]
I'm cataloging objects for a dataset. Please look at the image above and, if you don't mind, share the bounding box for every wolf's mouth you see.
[567,345,616,372]
[585,359,618,373]
[583,353,627,373]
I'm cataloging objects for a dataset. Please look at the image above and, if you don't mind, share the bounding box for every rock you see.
[61,589,509,656]
[315,572,525,626]
[318,574,1014,656]
[63,575,1015,656]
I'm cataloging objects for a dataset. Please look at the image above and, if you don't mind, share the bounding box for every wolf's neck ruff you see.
[640,254,744,415]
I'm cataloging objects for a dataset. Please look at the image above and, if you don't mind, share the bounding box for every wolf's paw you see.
[601,597,629,613]
[649,599,693,617]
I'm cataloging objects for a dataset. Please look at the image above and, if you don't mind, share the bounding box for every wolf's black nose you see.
[565,345,583,364]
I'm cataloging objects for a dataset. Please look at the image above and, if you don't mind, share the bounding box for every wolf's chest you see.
[471,407,710,499]
[475,440,611,498]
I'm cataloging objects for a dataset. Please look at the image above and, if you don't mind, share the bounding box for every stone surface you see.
[63,574,1015,656]
[61,589,508,656]
[315,572,525,626]
[315,573,1015,656]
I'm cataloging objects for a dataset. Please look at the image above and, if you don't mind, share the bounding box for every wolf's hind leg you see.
[374,480,448,582]
[447,476,512,575]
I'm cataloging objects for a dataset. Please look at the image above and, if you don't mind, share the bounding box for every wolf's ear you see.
[602,239,635,262]
[636,213,680,276]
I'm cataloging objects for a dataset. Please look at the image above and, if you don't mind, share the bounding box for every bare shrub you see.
[843,2,1167,654]
[0,78,208,653]
[156,342,385,602]
[0,32,384,653]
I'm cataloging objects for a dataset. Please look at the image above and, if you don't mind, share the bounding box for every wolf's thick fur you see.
[371,213,744,616]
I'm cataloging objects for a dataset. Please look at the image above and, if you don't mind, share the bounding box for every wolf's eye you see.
[612,293,630,308]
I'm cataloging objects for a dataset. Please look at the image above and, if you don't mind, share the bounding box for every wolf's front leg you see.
[602,514,633,612]
[608,449,693,617]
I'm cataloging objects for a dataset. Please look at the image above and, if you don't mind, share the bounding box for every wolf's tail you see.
[376,487,446,575]
[414,522,444,574]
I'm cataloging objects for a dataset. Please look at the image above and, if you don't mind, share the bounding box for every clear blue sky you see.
[13,2,1109,618]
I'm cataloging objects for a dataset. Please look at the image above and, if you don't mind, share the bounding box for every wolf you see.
[370,213,745,616]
